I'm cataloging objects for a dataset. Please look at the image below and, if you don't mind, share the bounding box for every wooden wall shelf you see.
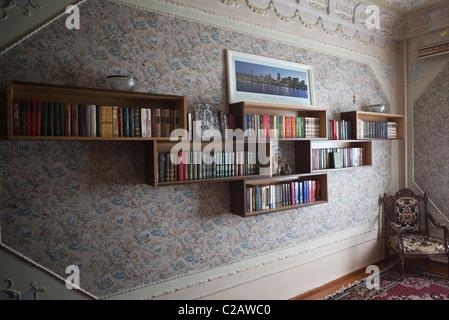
[145,140,272,187]
[230,173,328,217]
[296,140,372,173]
[229,101,328,140]
[5,80,390,218]
[340,111,404,140]
[6,80,187,140]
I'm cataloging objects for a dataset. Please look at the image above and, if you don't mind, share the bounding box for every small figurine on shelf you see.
[276,153,293,176]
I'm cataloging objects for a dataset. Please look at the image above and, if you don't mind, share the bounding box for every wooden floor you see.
[292,258,448,300]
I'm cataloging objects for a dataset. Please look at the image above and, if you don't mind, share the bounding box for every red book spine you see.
[30,99,37,136]
[151,109,157,137]
[183,152,188,181]
[333,120,337,140]
[64,103,71,136]
[290,117,296,138]
[312,180,316,202]
[290,182,295,205]
[177,151,184,181]
[36,99,42,136]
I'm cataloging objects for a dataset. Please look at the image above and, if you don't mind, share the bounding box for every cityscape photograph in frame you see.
[227,50,314,106]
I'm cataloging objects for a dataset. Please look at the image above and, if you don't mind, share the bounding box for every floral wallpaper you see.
[0,0,392,298]
[413,61,449,214]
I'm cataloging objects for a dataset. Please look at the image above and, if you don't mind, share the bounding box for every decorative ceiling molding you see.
[214,0,403,46]
[0,0,41,20]
[0,0,82,54]
[364,0,449,18]
[403,4,449,39]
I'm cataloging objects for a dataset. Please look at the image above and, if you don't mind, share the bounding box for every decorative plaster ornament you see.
[0,0,41,20]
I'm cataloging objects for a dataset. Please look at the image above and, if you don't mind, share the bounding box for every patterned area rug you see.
[324,265,449,300]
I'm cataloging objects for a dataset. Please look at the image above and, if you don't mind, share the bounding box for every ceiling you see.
[1,0,449,54]
[364,0,449,17]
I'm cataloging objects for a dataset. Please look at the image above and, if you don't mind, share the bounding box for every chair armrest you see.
[389,222,404,234]
[426,211,449,231]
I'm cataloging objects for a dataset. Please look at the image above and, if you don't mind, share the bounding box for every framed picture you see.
[226,50,314,106]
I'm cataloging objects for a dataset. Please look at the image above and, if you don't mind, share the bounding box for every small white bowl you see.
[369,104,385,113]
[106,75,137,91]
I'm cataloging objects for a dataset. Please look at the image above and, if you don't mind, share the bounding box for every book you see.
[332,151,342,169]
[134,108,141,137]
[113,106,119,137]
[96,105,102,137]
[71,103,78,137]
[48,102,55,136]
[141,108,147,138]
[165,109,170,137]
[129,107,135,137]
[89,105,97,137]
[151,109,157,138]
[118,107,123,137]
[59,103,65,136]
[123,107,129,137]
[146,109,152,137]
[78,104,85,137]
[54,102,60,136]
[64,103,72,136]
[156,109,162,137]
[35,99,42,136]
[85,104,91,137]
[12,99,20,135]
[41,101,47,136]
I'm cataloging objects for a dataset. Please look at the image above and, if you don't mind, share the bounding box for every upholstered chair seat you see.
[383,188,449,278]
[387,234,448,255]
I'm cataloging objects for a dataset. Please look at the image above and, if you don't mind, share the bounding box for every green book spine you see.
[134,108,141,137]
[48,102,54,136]
[54,103,60,136]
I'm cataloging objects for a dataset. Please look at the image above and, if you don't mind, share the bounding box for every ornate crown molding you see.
[215,0,402,45]
[0,279,46,300]
[0,0,41,20]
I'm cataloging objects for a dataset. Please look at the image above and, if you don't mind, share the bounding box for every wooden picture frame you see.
[226,50,314,107]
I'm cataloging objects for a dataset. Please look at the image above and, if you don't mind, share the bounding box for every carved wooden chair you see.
[382,188,449,278]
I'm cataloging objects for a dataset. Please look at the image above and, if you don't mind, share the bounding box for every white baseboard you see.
[145,221,384,300]
[0,220,384,300]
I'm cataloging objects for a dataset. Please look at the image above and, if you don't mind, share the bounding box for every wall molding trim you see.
[103,218,381,299]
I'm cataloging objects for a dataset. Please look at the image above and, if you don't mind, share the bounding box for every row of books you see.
[357,120,398,139]
[246,180,321,213]
[11,99,180,138]
[157,151,263,183]
[245,114,321,139]
[312,147,366,170]
[329,119,351,140]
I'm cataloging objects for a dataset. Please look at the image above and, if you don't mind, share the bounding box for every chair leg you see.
[385,243,389,265]
[400,259,405,280]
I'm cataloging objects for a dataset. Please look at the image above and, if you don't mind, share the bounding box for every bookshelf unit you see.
[340,111,404,140]
[145,140,272,187]
[229,101,328,140]
[6,81,187,140]
[230,173,328,217]
[295,140,372,173]
[5,81,387,218]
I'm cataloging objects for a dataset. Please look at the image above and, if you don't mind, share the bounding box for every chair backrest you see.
[395,196,420,232]
[383,188,429,234]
